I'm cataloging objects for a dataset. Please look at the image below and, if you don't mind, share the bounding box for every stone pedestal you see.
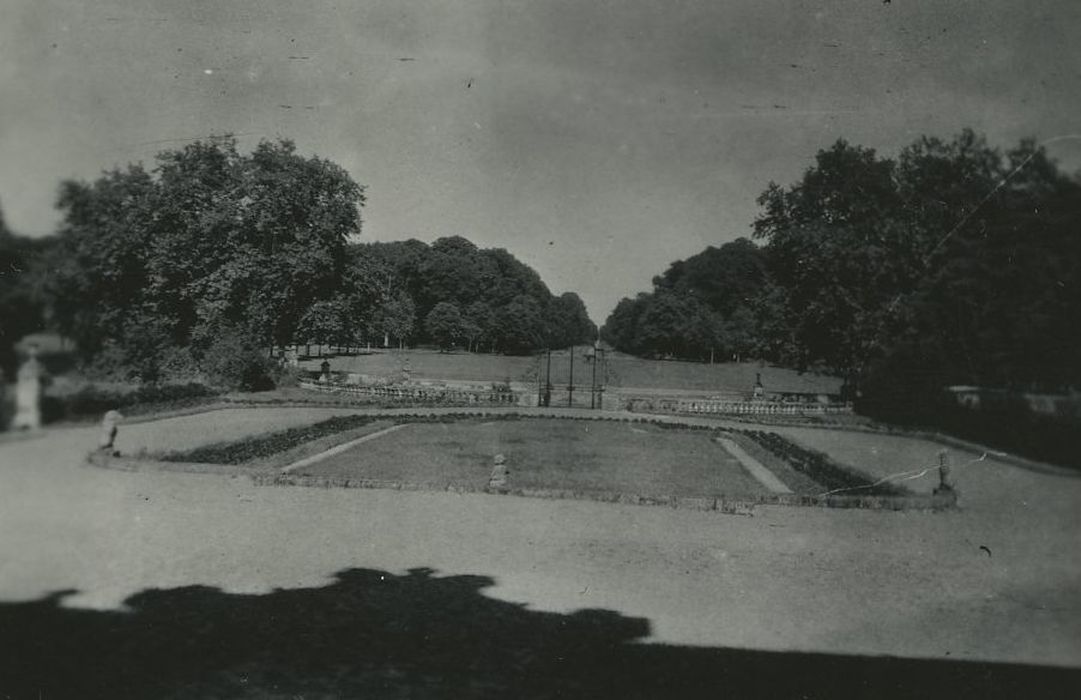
[933,449,958,503]
[488,454,508,489]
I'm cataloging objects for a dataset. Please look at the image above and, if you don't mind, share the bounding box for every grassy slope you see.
[304,348,842,395]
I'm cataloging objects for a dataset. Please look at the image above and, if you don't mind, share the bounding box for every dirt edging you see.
[85,445,956,513]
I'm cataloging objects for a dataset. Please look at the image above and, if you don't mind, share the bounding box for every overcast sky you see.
[2,0,1079,321]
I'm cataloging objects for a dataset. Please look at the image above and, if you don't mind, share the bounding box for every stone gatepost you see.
[12,346,43,430]
[752,372,764,400]
[936,450,954,491]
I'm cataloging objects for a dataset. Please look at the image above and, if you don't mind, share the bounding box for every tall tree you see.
[425,302,465,352]
[494,296,546,355]
[378,294,416,349]
[44,136,365,381]
[545,292,596,349]
[753,139,907,375]
[653,238,768,317]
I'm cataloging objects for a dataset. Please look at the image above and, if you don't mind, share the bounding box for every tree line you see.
[346,237,594,355]
[0,136,594,387]
[602,130,1081,410]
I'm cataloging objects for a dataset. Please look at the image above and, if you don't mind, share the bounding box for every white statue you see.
[12,346,43,430]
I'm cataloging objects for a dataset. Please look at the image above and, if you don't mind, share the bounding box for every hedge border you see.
[733,429,911,497]
[87,409,955,512]
[256,472,954,512]
[84,450,955,512]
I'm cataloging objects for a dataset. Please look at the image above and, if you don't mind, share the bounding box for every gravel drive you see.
[1,407,1079,687]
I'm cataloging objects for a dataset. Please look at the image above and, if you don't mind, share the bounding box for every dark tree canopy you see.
[41,136,365,382]
[2,135,598,389]
[546,292,597,350]
[653,238,767,317]
[601,239,766,361]
[0,200,53,378]
[349,239,592,354]
[602,129,1081,410]
[424,302,465,351]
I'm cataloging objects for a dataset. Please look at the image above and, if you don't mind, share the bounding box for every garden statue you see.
[320,359,331,383]
[99,410,122,452]
[935,449,954,492]
[489,453,508,489]
[284,347,300,368]
[752,372,764,400]
[12,345,43,430]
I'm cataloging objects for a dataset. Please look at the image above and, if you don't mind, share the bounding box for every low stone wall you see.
[253,471,955,512]
[299,380,851,417]
[620,395,852,417]
[298,379,532,407]
[84,408,956,512]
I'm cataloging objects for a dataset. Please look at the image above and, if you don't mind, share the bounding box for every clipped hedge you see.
[736,429,907,496]
[42,383,220,423]
[163,414,383,464]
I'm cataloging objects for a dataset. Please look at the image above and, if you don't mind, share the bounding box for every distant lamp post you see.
[567,345,575,407]
[539,348,552,407]
[589,340,606,410]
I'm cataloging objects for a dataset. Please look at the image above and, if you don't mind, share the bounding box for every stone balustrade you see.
[298,379,526,406]
[622,396,852,416]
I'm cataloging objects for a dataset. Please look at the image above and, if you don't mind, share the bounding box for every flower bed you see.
[160,414,384,464]
[106,408,948,509]
[159,412,528,465]
[735,429,908,496]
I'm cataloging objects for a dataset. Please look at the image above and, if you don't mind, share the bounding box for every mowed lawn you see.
[305,348,841,395]
[298,418,769,499]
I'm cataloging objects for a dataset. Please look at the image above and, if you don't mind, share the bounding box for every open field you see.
[299,418,769,499]
[303,348,843,395]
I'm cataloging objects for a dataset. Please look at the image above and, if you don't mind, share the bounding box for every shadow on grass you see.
[1,567,1076,699]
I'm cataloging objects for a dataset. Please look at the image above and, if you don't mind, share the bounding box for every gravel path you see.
[1,407,1079,676]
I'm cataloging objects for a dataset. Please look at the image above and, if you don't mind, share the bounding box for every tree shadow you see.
[1,567,1076,699]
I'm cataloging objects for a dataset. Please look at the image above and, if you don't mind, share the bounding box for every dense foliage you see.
[350,237,595,354]
[40,383,219,424]
[601,239,765,361]
[2,137,595,392]
[0,203,54,378]
[602,130,1081,411]
[36,136,362,386]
